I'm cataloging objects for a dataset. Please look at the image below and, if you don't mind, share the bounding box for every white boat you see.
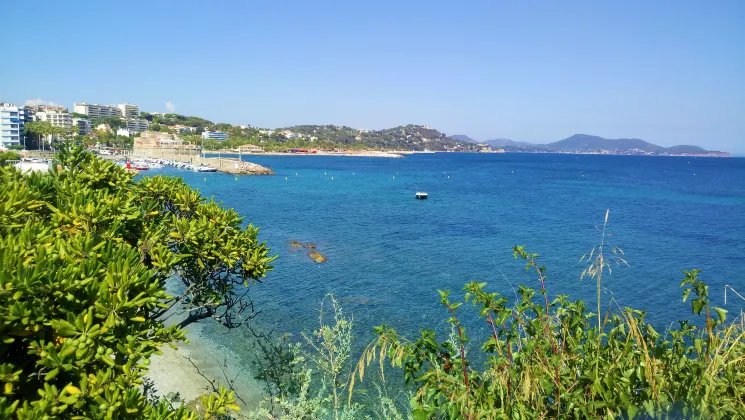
[415,192,428,200]
[193,164,218,172]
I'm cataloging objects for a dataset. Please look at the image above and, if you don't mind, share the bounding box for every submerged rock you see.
[289,240,304,248]
[303,243,317,249]
[309,251,327,263]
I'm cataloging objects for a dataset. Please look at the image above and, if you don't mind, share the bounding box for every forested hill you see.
[482,134,729,156]
[283,125,479,151]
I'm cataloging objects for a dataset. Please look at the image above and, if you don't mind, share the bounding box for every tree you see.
[0,151,20,164]
[0,145,274,417]
[24,121,56,150]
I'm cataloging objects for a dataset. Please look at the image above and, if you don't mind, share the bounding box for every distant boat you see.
[415,192,428,200]
[193,164,218,172]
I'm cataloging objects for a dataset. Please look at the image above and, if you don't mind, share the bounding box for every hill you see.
[281,125,478,151]
[451,135,478,143]
[547,134,665,153]
[485,138,536,148]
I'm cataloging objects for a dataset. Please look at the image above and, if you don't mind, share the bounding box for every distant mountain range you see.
[452,133,729,156]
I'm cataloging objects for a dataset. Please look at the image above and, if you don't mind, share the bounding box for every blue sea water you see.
[158,153,745,390]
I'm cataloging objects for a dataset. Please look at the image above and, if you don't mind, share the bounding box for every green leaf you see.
[713,307,727,323]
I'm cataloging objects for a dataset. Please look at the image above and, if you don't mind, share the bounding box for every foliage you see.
[24,121,67,150]
[353,248,745,419]
[0,151,21,164]
[90,117,125,130]
[249,295,362,420]
[0,145,273,418]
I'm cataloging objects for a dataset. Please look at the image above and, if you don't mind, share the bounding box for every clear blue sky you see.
[2,1,743,152]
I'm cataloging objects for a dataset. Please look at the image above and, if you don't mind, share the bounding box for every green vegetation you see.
[2,148,742,419]
[248,218,744,419]
[0,151,21,165]
[24,121,68,150]
[90,117,125,130]
[0,146,274,418]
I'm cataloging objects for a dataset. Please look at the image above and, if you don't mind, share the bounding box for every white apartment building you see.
[36,111,73,130]
[125,119,149,132]
[117,103,139,118]
[73,118,92,135]
[73,103,121,118]
[1,103,23,147]
[202,131,228,141]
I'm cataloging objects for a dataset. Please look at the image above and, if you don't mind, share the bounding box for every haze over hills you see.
[459,133,729,156]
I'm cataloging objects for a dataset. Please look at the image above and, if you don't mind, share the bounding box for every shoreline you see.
[146,331,264,412]
[223,150,406,158]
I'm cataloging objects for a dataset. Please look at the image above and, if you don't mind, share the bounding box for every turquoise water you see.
[159,153,745,389]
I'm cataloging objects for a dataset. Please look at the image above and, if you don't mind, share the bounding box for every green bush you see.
[0,146,274,418]
[0,152,20,165]
[353,248,745,419]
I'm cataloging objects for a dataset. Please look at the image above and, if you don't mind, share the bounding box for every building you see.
[202,131,228,141]
[25,104,67,113]
[35,111,73,130]
[116,128,131,137]
[117,103,139,119]
[73,103,121,118]
[125,119,149,132]
[73,118,92,135]
[0,103,23,147]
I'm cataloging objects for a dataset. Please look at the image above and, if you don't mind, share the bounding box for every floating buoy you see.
[331,176,334,180]
[324,172,327,175]
[447,176,450,179]
[392,176,395,179]
[204,178,206,182]
[235,176,238,181]
[285,177,288,180]
[296,172,298,176]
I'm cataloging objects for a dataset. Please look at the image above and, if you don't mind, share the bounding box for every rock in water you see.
[289,240,303,248]
[303,243,317,249]
[310,251,327,263]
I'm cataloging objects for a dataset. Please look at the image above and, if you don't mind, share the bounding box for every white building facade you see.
[0,103,23,147]
[73,118,92,135]
[117,103,139,118]
[36,111,73,130]
[125,119,149,132]
[202,131,228,141]
[73,103,122,118]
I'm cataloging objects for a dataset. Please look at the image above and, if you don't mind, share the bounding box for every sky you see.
[2,1,744,152]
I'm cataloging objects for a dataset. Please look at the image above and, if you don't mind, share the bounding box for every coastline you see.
[146,331,264,411]
[227,150,406,158]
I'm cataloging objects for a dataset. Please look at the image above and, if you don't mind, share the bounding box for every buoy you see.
[285,177,288,180]
[324,172,327,175]
[204,178,206,182]
[392,176,395,179]
[447,176,450,179]
[235,177,238,180]
[331,176,334,180]
[296,172,298,176]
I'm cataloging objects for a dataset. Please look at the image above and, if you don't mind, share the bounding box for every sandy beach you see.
[146,330,264,411]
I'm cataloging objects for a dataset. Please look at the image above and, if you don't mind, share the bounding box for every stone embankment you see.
[201,158,274,175]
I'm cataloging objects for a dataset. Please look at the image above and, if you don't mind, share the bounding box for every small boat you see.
[415,192,428,200]
[193,164,218,172]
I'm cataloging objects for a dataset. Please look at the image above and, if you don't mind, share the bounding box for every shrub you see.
[354,248,745,419]
[0,146,273,418]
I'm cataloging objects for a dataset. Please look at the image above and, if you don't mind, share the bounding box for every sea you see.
[154,153,745,402]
